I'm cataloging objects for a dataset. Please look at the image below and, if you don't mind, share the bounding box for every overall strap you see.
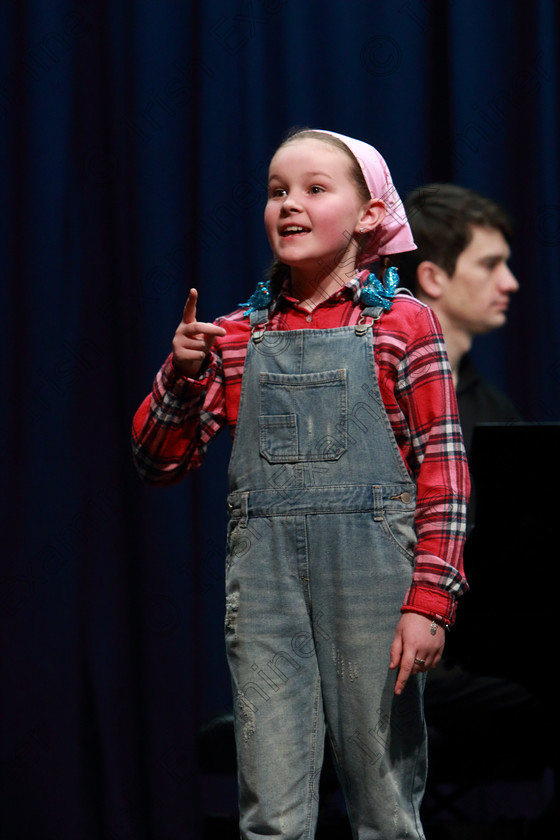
[355,305,384,335]
[249,307,270,342]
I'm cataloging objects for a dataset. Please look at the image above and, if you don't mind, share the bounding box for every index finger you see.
[394,657,414,696]
[182,288,198,324]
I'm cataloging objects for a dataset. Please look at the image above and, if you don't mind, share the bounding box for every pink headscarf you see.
[315,130,416,265]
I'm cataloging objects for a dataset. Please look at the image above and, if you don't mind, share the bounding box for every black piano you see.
[447,422,560,695]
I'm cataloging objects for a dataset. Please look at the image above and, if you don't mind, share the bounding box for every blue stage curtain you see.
[1,1,558,836]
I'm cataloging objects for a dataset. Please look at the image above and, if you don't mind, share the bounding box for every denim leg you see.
[225,515,326,839]
[307,512,427,840]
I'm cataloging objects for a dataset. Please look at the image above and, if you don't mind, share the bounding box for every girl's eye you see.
[309,185,325,194]
[269,187,287,198]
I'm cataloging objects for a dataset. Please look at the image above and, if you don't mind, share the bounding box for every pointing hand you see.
[172,289,226,377]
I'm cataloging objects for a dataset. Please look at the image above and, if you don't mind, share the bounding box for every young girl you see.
[132,129,469,838]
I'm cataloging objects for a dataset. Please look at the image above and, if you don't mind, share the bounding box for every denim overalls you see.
[225,304,427,839]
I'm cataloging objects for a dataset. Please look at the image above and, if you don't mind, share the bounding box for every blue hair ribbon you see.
[239,279,273,316]
[358,266,400,311]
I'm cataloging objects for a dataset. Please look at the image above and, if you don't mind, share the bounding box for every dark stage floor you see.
[202,814,556,840]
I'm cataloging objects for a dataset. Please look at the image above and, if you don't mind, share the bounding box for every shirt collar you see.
[278,273,364,308]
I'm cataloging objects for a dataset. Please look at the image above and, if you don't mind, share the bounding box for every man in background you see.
[396,182,520,456]
[396,185,553,831]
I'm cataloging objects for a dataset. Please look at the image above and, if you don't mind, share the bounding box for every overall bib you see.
[225,306,427,839]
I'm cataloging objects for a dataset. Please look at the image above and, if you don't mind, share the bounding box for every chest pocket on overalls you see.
[258,369,347,463]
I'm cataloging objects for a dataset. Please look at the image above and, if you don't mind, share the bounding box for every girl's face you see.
[265,139,375,285]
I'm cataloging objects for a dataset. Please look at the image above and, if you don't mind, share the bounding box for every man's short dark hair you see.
[395,184,513,292]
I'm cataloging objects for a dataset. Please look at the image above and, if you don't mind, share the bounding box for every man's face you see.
[438,225,519,335]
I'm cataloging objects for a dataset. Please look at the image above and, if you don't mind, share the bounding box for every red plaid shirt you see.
[132,280,470,624]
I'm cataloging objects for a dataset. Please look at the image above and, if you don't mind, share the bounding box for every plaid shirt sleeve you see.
[131,348,227,484]
[388,303,470,624]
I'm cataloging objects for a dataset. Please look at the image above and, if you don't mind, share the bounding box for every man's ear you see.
[416,260,449,300]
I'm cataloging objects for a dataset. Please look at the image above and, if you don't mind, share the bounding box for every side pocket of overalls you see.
[225,515,252,573]
[377,485,418,563]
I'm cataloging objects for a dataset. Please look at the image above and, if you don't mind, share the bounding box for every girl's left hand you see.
[389,613,445,695]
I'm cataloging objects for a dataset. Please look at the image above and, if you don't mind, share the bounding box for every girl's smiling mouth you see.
[280,225,310,237]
